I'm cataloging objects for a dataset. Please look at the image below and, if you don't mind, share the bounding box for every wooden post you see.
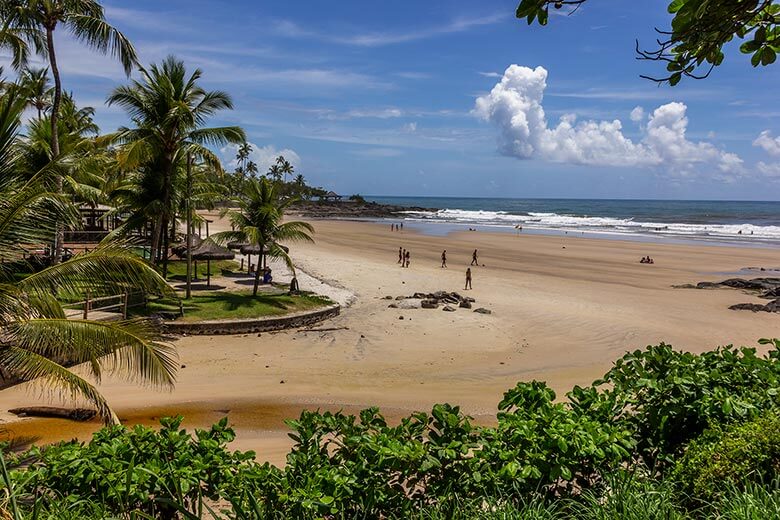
[247,254,252,274]
[240,258,244,270]
[83,291,90,320]
[122,291,129,319]
[179,299,184,317]
[207,259,211,287]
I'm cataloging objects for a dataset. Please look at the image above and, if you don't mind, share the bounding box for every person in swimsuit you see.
[441,250,447,268]
[471,249,478,266]
[465,267,472,290]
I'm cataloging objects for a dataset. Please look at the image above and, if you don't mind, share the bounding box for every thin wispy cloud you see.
[273,12,505,47]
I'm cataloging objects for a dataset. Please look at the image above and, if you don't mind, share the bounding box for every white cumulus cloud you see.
[221,142,301,173]
[473,65,744,178]
[754,130,780,157]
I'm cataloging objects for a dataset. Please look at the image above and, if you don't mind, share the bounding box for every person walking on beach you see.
[405,250,410,268]
[465,267,472,290]
[471,249,478,266]
[400,222,403,231]
[398,247,403,264]
[441,250,447,268]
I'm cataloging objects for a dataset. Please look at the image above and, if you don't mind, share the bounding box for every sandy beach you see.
[1,216,778,466]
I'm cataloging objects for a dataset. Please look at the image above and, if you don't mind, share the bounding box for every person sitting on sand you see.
[441,250,447,268]
[262,267,273,284]
[471,249,478,266]
[640,256,648,263]
[465,267,472,290]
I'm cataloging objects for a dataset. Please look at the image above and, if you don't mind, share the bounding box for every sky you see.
[3,0,780,200]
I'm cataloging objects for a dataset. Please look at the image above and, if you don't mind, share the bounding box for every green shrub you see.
[672,412,780,502]
[10,416,263,519]
[569,339,780,468]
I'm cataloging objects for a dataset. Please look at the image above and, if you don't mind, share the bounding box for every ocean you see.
[366,197,780,247]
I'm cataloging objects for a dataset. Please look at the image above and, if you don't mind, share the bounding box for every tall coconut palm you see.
[213,177,314,296]
[106,55,245,274]
[0,0,138,261]
[276,155,294,182]
[0,88,177,425]
[18,67,51,119]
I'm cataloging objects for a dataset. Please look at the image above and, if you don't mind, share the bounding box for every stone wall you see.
[162,304,340,336]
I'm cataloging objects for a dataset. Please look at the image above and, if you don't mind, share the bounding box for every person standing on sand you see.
[405,250,410,268]
[400,222,403,231]
[398,247,403,264]
[471,249,478,266]
[465,267,472,290]
[441,250,447,268]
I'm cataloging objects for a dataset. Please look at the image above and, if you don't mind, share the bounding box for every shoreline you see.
[1,217,778,466]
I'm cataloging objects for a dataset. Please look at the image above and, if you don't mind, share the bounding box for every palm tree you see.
[16,93,105,204]
[106,56,245,275]
[0,0,138,262]
[18,67,51,119]
[276,155,294,182]
[245,160,258,179]
[0,88,177,425]
[267,163,282,183]
[213,178,314,296]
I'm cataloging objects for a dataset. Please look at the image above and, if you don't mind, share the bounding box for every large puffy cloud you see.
[473,65,743,177]
[221,142,301,172]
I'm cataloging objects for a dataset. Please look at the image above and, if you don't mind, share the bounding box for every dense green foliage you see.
[515,0,780,84]
[3,341,779,518]
[570,339,780,467]
[673,411,780,503]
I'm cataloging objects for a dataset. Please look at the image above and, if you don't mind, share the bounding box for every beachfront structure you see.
[319,191,343,202]
[64,205,152,244]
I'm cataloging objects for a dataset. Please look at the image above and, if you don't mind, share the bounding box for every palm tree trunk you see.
[161,215,170,279]
[185,154,193,299]
[253,267,261,296]
[150,219,163,263]
[46,26,63,265]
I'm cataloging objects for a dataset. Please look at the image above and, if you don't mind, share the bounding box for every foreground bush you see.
[2,340,778,518]
[569,339,780,468]
[673,412,780,502]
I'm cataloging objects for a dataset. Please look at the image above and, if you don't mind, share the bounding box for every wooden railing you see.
[62,291,146,320]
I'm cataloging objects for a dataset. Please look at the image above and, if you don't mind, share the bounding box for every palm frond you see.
[7,318,178,388]
[17,242,174,298]
[0,346,118,424]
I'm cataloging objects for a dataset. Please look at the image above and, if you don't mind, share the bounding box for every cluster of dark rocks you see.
[288,201,435,219]
[678,277,780,313]
[384,291,491,314]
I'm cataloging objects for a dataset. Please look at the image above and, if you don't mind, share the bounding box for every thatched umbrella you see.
[172,235,203,258]
[240,243,289,273]
[227,241,248,251]
[191,240,235,287]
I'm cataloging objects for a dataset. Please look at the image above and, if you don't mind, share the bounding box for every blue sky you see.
[4,0,780,200]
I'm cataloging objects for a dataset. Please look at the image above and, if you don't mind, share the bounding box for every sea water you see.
[367,197,780,247]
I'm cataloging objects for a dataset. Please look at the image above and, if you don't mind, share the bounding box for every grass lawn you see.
[140,290,332,322]
[163,259,243,281]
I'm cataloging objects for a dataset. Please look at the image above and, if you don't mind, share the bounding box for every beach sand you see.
[1,217,778,466]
